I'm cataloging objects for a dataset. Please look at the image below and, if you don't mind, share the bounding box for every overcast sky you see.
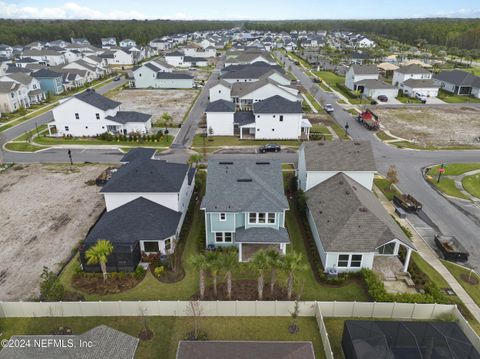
[1,0,479,20]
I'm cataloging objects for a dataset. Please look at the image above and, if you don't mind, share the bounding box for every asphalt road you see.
[278,51,480,269]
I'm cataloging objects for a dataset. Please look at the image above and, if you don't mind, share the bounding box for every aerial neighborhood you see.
[1,17,480,359]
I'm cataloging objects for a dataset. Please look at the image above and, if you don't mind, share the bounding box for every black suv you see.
[259,144,281,153]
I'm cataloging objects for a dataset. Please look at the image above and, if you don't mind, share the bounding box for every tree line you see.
[0,19,238,46]
[245,19,480,50]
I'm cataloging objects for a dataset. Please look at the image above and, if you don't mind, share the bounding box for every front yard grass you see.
[462,174,480,199]
[396,96,423,104]
[427,163,480,176]
[374,177,401,201]
[442,261,480,308]
[4,142,45,152]
[437,89,480,103]
[426,176,469,200]
[33,135,173,148]
[392,141,480,151]
[192,135,300,148]
[0,316,325,359]
[376,131,398,142]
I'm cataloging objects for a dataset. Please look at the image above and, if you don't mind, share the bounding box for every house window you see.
[64,126,69,131]
[273,115,276,118]
[95,113,100,119]
[75,113,79,119]
[165,238,172,251]
[280,115,284,122]
[268,213,276,224]
[338,254,349,267]
[215,232,234,243]
[215,232,223,242]
[249,213,257,223]
[351,255,362,267]
[143,241,159,252]
[224,232,233,243]
[378,242,395,255]
[258,213,266,223]
[219,213,226,221]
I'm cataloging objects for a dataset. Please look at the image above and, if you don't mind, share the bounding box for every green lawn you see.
[303,92,322,112]
[376,131,398,142]
[330,122,350,140]
[0,104,57,133]
[462,174,480,199]
[0,316,325,359]
[428,163,480,176]
[33,135,173,148]
[4,142,45,152]
[437,89,480,103]
[192,135,300,148]
[288,52,312,69]
[426,177,469,200]
[393,141,480,151]
[442,261,480,308]
[374,177,401,201]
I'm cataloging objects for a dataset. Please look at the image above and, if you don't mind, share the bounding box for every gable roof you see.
[3,72,34,85]
[31,68,63,78]
[120,147,156,163]
[253,95,302,114]
[301,141,376,172]
[306,173,415,252]
[85,197,182,246]
[402,79,439,88]
[206,99,235,112]
[202,159,289,212]
[166,50,184,57]
[355,79,396,90]
[74,89,121,110]
[222,63,284,80]
[351,64,378,75]
[176,341,315,359]
[106,111,151,124]
[156,72,193,79]
[395,64,431,75]
[234,111,255,126]
[0,81,20,93]
[101,158,190,193]
[433,70,480,88]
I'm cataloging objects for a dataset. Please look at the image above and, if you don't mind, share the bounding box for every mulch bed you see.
[138,328,154,341]
[460,273,479,285]
[72,274,143,295]
[193,279,293,301]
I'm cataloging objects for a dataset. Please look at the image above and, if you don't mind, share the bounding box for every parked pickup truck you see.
[393,194,423,212]
[435,235,469,262]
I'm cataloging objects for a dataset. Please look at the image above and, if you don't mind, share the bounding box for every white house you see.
[345,65,379,91]
[20,49,66,66]
[355,79,399,100]
[297,141,376,192]
[209,80,232,102]
[165,51,187,67]
[132,62,193,88]
[356,37,376,48]
[206,95,311,140]
[149,38,172,51]
[101,37,117,48]
[0,81,30,113]
[221,64,291,85]
[305,172,415,274]
[0,73,44,104]
[392,64,432,87]
[49,88,152,137]
[119,39,137,47]
[400,79,439,98]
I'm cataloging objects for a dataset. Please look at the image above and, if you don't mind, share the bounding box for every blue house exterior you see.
[201,159,290,261]
[32,68,64,95]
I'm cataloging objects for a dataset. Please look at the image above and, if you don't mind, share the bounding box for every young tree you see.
[187,154,203,167]
[249,250,270,300]
[39,266,65,301]
[386,165,399,190]
[188,254,208,300]
[206,251,221,298]
[85,240,113,282]
[282,252,307,300]
[266,250,283,297]
[220,248,238,300]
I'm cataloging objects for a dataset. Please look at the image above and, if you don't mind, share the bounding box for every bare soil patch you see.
[111,89,199,126]
[375,106,480,147]
[0,164,106,300]
[193,280,293,301]
[71,272,144,295]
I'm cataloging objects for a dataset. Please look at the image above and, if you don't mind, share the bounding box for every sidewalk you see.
[374,185,480,323]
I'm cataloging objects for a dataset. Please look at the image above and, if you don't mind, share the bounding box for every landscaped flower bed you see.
[72,268,146,295]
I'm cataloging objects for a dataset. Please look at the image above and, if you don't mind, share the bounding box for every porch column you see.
[240,127,243,140]
[47,124,53,136]
[403,247,412,272]
[238,243,243,262]
[281,243,286,255]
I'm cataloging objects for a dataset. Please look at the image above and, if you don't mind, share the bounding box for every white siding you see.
[325,252,375,273]
[393,71,431,87]
[364,87,398,100]
[104,192,180,212]
[401,85,439,98]
[209,83,231,102]
[254,113,302,139]
[206,112,234,136]
[240,83,299,103]
[305,171,374,191]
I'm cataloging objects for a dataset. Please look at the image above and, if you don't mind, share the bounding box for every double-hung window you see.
[350,255,362,267]
[267,213,276,224]
[337,254,363,268]
[219,213,226,221]
[215,232,233,243]
[249,212,276,224]
[75,113,79,119]
[337,254,349,267]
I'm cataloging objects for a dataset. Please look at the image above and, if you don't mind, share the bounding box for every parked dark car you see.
[113,76,121,81]
[377,95,388,102]
[259,144,281,153]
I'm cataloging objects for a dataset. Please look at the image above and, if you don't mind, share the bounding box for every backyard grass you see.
[192,135,300,147]
[33,135,173,148]
[437,89,480,104]
[428,163,480,176]
[374,177,401,201]
[0,316,325,359]
[462,174,480,199]
[442,261,480,308]
[323,317,347,358]
[4,142,45,152]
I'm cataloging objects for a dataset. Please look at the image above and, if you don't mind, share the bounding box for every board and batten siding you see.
[206,112,234,136]
[254,113,302,140]
[305,171,374,192]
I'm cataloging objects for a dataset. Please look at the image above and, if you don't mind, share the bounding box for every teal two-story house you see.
[32,68,64,95]
[201,159,290,262]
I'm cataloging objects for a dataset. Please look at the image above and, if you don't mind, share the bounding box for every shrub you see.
[39,266,65,301]
[154,266,165,278]
[134,265,146,279]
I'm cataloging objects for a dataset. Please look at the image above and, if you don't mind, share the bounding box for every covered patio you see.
[234,227,290,262]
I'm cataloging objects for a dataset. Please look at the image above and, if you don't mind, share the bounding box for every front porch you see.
[240,243,286,262]
[373,256,417,294]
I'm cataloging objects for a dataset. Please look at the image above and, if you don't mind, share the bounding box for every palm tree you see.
[85,239,113,283]
[220,248,238,300]
[206,251,221,298]
[266,250,283,297]
[188,254,208,300]
[249,250,270,300]
[282,252,308,300]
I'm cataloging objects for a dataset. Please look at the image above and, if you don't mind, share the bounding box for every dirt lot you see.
[111,89,199,126]
[376,106,480,147]
[0,164,106,301]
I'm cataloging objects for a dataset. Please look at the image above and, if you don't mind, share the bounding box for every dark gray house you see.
[433,70,480,98]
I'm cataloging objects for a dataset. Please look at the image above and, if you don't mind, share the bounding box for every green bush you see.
[39,266,65,301]
[134,265,146,279]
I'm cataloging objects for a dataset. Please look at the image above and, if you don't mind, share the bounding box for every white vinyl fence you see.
[0,300,477,359]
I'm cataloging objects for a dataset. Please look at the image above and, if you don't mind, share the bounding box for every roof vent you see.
[237,178,252,182]
[339,181,344,185]
[219,161,233,165]
[354,142,361,145]
[255,161,270,165]
[359,207,368,213]
[345,190,350,195]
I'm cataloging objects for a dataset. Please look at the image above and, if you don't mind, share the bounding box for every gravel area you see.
[375,106,480,147]
[111,89,199,126]
[0,164,106,300]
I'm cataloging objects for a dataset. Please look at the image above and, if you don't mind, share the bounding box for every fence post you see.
[235,300,238,316]
[391,302,396,318]
[333,301,336,317]
[431,303,437,318]
[255,301,258,316]
[411,303,416,319]
[371,302,375,318]
[274,300,277,315]
[352,301,356,317]
[216,300,219,316]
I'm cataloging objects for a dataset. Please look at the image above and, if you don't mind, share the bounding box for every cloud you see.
[0,1,150,19]
[432,8,480,18]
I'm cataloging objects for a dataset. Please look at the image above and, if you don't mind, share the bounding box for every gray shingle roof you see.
[301,141,376,172]
[234,111,255,126]
[145,62,162,72]
[306,173,415,252]
[101,158,190,193]
[85,197,181,246]
[395,64,431,75]
[253,95,302,114]
[221,63,283,80]
[235,227,290,244]
[167,50,183,57]
[402,79,438,88]
[206,99,235,112]
[106,111,151,124]
[74,89,121,111]
[31,68,63,78]
[355,79,396,90]
[433,70,480,87]
[0,325,139,359]
[176,341,315,359]
[156,72,193,79]
[351,64,378,75]
[202,159,289,212]
[120,147,156,163]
